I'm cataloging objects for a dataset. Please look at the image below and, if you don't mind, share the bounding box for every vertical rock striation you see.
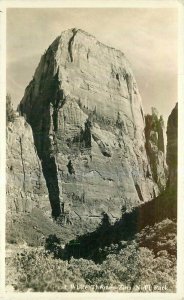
[166,103,178,189]
[19,28,167,223]
[6,116,48,213]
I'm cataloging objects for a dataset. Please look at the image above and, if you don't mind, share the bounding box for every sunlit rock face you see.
[6,116,48,213]
[19,28,167,224]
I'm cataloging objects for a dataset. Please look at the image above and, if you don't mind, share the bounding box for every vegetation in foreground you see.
[7,218,176,293]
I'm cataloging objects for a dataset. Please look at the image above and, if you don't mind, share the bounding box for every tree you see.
[45,234,63,258]
[100,212,111,228]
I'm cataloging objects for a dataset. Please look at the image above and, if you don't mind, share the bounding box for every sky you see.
[6,7,178,123]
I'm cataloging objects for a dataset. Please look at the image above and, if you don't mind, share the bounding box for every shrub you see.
[12,239,176,292]
[14,248,86,292]
[45,234,63,258]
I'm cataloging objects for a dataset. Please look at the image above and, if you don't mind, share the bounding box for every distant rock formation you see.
[166,103,178,189]
[6,116,48,213]
[9,29,167,225]
[145,108,167,193]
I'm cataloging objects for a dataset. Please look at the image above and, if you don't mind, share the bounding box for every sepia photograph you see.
[1,0,183,298]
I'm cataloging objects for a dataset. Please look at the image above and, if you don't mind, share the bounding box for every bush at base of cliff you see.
[12,240,176,292]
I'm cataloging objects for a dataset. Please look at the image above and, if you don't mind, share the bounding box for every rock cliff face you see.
[145,108,167,193]
[18,28,167,222]
[166,103,178,189]
[6,116,48,213]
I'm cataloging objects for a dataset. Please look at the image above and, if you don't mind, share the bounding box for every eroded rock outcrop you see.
[166,103,178,189]
[19,28,167,222]
[145,108,167,192]
[6,116,48,213]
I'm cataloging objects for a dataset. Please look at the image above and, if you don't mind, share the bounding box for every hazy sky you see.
[7,8,178,123]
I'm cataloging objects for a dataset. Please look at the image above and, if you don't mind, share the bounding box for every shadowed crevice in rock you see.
[32,109,62,218]
[41,157,61,218]
[92,133,111,157]
[124,72,135,127]
[140,107,144,120]
[68,28,78,62]
[67,160,75,175]
[82,118,92,149]
[135,183,144,202]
